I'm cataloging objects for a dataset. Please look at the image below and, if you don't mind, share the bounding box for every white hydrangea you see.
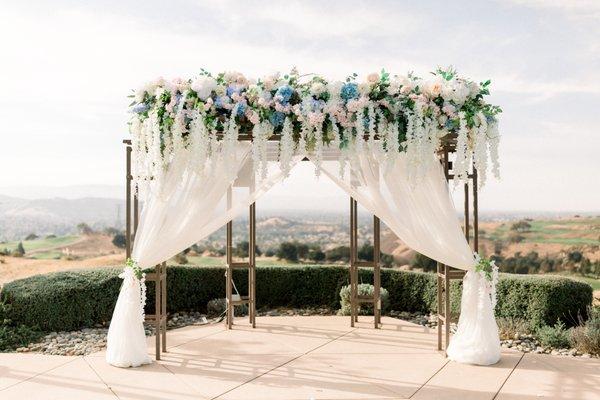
[191,76,218,100]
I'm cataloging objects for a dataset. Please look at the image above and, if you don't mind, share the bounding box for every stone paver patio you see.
[1,316,599,399]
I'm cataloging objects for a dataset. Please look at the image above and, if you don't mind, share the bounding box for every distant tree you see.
[77,223,94,235]
[45,234,56,239]
[104,227,120,236]
[112,233,127,249]
[325,246,350,262]
[411,252,437,272]
[264,248,276,257]
[308,248,326,262]
[296,243,309,259]
[510,220,531,233]
[24,233,38,241]
[233,241,262,258]
[567,251,583,263]
[380,253,395,268]
[276,242,298,262]
[14,242,25,257]
[358,242,374,261]
[174,252,188,264]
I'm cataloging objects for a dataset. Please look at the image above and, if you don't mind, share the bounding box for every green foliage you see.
[76,223,94,235]
[570,307,600,355]
[276,242,298,262]
[536,321,571,348]
[338,284,389,315]
[411,253,437,272]
[233,241,262,258]
[0,300,42,351]
[325,246,350,262]
[111,233,126,249]
[1,266,592,333]
[174,253,189,265]
[14,242,25,257]
[510,220,532,233]
[25,233,38,241]
[495,274,592,327]
[496,317,533,340]
[308,248,326,262]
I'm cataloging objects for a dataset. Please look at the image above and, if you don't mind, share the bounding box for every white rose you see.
[310,82,326,96]
[358,82,371,96]
[468,81,480,97]
[327,81,343,100]
[388,77,401,94]
[191,76,218,100]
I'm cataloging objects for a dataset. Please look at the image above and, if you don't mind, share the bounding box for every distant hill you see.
[0,195,124,241]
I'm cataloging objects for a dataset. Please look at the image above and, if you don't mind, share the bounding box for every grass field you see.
[0,235,81,259]
[483,217,600,246]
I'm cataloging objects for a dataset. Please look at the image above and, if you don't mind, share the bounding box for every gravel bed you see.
[13,309,597,359]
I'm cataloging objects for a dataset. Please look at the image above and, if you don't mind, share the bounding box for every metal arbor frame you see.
[123,134,478,360]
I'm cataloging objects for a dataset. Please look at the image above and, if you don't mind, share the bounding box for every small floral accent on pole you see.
[474,253,499,308]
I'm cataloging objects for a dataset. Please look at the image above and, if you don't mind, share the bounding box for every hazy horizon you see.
[1,0,599,212]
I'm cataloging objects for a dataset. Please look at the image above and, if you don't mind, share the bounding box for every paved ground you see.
[1,316,599,399]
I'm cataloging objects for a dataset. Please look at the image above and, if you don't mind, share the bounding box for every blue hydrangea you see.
[131,103,149,114]
[275,85,294,103]
[226,85,242,97]
[269,111,285,127]
[340,83,359,101]
[236,102,246,117]
[214,96,226,108]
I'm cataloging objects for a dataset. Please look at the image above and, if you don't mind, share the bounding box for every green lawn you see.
[0,235,80,255]
[484,217,600,246]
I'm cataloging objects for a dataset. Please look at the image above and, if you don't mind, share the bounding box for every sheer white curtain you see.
[107,142,301,368]
[313,148,500,365]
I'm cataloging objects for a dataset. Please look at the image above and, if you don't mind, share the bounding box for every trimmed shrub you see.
[0,265,593,332]
[1,268,123,331]
[339,284,389,315]
[495,274,593,327]
[0,300,43,351]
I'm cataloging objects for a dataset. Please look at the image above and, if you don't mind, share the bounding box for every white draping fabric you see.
[108,143,499,367]
[312,148,500,365]
[107,142,301,367]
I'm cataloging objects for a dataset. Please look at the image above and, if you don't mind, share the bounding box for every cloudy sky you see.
[1,0,599,211]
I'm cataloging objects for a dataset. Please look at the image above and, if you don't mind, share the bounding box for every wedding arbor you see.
[107,68,501,368]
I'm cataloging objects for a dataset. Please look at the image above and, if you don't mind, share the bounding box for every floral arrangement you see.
[129,67,501,189]
[474,253,499,308]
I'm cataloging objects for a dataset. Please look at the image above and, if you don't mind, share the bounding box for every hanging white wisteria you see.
[128,67,502,190]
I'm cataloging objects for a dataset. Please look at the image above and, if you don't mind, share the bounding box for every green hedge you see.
[0,265,593,332]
